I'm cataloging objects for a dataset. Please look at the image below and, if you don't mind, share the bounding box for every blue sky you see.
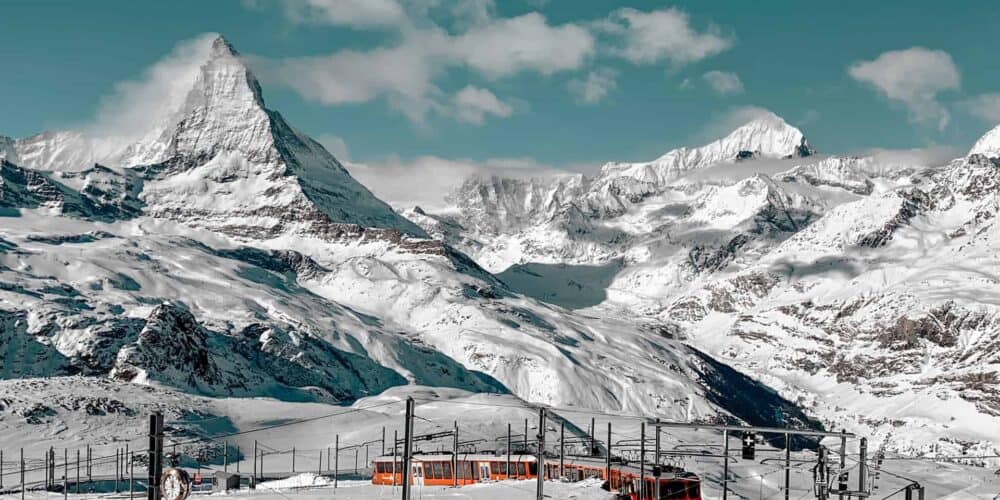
[3,0,1000,173]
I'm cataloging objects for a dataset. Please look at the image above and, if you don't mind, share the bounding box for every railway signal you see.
[741,432,756,460]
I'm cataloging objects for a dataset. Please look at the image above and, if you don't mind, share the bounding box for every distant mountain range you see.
[3,35,1000,459]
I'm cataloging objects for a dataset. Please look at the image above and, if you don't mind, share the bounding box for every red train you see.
[371,453,702,500]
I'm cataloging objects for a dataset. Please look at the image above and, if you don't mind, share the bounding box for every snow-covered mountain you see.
[0,34,821,449]
[413,114,1000,457]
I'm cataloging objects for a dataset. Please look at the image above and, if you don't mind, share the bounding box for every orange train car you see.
[371,453,539,486]
[372,452,701,499]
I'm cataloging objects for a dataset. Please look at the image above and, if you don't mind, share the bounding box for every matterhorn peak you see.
[969,123,1000,159]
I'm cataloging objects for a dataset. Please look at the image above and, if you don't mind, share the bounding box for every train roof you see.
[373,453,537,463]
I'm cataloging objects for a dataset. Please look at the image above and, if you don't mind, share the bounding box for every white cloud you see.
[862,145,961,167]
[963,93,1000,124]
[344,155,584,210]
[274,0,408,29]
[452,86,513,124]
[603,7,733,66]
[256,13,593,125]
[848,47,960,130]
[696,105,778,143]
[316,134,350,161]
[88,33,219,141]
[702,70,743,95]
[568,68,618,105]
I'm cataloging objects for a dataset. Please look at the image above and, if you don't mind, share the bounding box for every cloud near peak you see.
[849,47,960,131]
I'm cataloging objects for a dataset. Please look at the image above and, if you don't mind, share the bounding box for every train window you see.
[428,462,439,479]
[442,462,452,479]
[490,461,499,473]
[466,462,477,480]
[498,462,507,474]
[517,463,526,476]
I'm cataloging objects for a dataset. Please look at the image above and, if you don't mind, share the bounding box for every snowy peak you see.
[695,113,815,162]
[969,124,1000,159]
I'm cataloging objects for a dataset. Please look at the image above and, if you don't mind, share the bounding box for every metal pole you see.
[524,419,528,452]
[354,448,358,476]
[453,421,459,487]
[224,442,228,472]
[20,448,24,500]
[590,417,595,456]
[253,441,258,482]
[859,438,867,494]
[148,413,160,500]
[237,445,240,473]
[559,420,565,480]
[640,422,646,500]
[291,447,295,473]
[536,407,545,500]
[722,429,729,500]
[382,427,386,455]
[335,434,340,489]
[838,431,846,500]
[655,419,661,500]
[63,448,67,500]
[154,413,164,500]
[391,431,396,487]
[125,444,129,479]
[87,444,91,483]
[130,452,134,500]
[506,423,511,480]
[784,433,790,500]
[116,447,120,492]
[76,449,80,494]
[318,451,322,476]
[402,397,415,500]
[606,422,612,484]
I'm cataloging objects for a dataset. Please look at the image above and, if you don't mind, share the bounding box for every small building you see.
[213,471,240,492]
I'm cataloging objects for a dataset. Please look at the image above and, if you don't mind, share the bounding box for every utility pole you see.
[20,448,24,500]
[402,397,415,500]
[784,433,791,500]
[148,412,163,500]
[722,429,729,500]
[859,438,867,494]
[506,423,512,479]
[655,419,661,500]
[291,447,295,473]
[589,417,595,456]
[335,435,340,489]
[63,448,67,500]
[640,422,646,499]
[223,441,228,473]
[838,431,847,500]
[605,422,611,484]
[391,431,396,487]
[536,408,545,500]
[453,421,459,488]
[559,420,565,480]
[76,449,80,494]
[524,419,528,453]
[129,451,134,500]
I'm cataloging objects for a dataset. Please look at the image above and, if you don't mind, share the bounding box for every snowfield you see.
[2,32,1000,499]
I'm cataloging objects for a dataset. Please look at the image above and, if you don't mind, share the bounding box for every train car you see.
[372,452,700,499]
[371,453,538,486]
